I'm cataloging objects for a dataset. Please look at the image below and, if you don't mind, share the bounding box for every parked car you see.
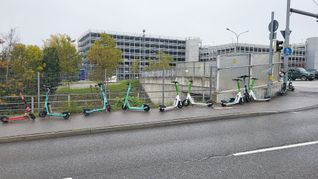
[306,69,318,79]
[288,68,315,81]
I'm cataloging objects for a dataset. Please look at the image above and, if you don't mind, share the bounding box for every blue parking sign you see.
[283,47,292,56]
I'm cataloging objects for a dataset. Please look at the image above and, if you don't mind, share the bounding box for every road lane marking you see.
[233,140,318,156]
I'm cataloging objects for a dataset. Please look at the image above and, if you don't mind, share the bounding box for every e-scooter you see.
[182,80,213,107]
[279,71,295,95]
[159,81,183,112]
[122,82,150,112]
[238,75,251,103]
[0,91,36,123]
[39,86,70,119]
[248,77,270,102]
[83,82,111,116]
[221,78,244,107]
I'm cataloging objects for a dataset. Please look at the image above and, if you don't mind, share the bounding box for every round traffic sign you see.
[268,20,279,32]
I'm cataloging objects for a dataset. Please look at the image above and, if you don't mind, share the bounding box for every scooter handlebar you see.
[232,78,241,81]
[251,77,258,80]
[171,81,178,84]
[238,75,250,78]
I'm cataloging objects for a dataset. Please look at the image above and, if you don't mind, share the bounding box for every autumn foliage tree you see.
[87,33,122,81]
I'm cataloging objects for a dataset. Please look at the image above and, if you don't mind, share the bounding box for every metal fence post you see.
[68,94,71,107]
[37,72,40,112]
[209,65,212,99]
[31,96,34,113]
[162,69,165,105]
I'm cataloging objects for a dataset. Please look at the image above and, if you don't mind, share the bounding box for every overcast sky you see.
[1,0,318,46]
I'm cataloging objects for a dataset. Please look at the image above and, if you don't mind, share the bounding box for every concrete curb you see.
[0,104,318,144]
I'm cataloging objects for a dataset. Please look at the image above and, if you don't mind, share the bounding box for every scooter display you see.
[122,82,150,112]
[159,81,183,112]
[249,77,270,102]
[182,80,213,107]
[0,91,36,123]
[221,78,244,107]
[83,82,111,116]
[39,86,70,119]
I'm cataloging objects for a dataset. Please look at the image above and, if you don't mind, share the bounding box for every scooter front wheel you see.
[39,111,47,118]
[182,99,190,107]
[122,105,128,111]
[0,116,8,123]
[177,101,183,109]
[106,104,111,112]
[143,104,150,112]
[62,112,70,120]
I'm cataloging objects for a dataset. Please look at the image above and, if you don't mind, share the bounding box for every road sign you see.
[268,20,279,32]
[280,30,292,39]
[283,47,292,56]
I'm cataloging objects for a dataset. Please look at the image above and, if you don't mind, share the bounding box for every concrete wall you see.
[140,53,282,104]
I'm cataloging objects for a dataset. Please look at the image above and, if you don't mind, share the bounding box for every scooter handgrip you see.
[251,78,258,80]
[172,81,178,84]
[232,78,240,81]
[238,75,250,78]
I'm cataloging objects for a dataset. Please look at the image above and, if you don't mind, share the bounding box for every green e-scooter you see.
[122,82,150,112]
[182,80,213,107]
[221,78,244,107]
[83,82,111,116]
[248,77,270,102]
[159,81,183,112]
[39,86,70,119]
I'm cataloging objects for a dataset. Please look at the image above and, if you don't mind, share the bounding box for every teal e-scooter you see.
[122,82,150,112]
[182,80,213,107]
[159,81,183,112]
[221,78,244,107]
[83,82,111,116]
[39,86,70,119]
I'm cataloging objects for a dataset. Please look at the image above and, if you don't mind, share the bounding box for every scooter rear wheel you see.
[143,104,150,112]
[83,109,90,116]
[0,116,8,123]
[182,99,190,107]
[62,112,70,120]
[29,113,36,120]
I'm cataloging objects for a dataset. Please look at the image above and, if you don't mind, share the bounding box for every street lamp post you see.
[226,28,249,53]
[140,29,146,78]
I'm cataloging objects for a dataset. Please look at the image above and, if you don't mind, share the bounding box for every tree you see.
[1,28,20,81]
[44,34,80,87]
[146,51,173,71]
[131,59,140,79]
[9,43,43,94]
[87,33,122,81]
[42,47,61,92]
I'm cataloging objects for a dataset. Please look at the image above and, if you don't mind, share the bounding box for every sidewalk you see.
[1,81,318,143]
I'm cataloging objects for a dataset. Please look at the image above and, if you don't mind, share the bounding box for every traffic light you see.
[275,40,284,52]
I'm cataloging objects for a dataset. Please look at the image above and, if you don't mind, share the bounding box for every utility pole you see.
[267,12,275,98]
[283,0,291,86]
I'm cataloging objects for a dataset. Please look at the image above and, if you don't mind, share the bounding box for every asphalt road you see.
[1,108,318,179]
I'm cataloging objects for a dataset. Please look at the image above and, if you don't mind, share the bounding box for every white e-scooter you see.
[182,80,213,107]
[159,81,183,112]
